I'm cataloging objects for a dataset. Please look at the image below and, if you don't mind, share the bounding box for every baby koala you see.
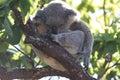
[52,30,85,63]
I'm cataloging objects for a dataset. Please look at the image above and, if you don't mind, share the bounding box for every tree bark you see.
[0,66,69,79]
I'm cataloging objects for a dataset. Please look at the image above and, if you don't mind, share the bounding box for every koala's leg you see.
[70,21,94,69]
[75,31,85,63]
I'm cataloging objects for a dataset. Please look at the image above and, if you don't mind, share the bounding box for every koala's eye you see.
[60,23,63,26]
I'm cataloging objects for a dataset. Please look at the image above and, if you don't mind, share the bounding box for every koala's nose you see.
[52,26,58,34]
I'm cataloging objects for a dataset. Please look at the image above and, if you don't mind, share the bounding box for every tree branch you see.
[0,66,69,79]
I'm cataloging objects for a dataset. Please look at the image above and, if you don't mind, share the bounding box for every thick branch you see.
[25,33,95,80]
[0,66,69,79]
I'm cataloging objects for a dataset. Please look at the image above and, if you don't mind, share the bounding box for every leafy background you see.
[0,0,120,80]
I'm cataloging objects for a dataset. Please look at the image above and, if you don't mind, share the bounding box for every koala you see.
[32,0,94,70]
[32,16,66,71]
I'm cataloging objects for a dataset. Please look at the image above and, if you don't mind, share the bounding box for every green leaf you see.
[19,0,31,20]
[78,0,88,10]
[9,0,19,9]
[0,41,8,53]
[0,0,12,10]
[0,19,4,30]
[104,41,117,54]
[0,6,9,17]
[7,25,22,45]
[0,0,8,5]
[4,17,13,37]
[87,5,95,12]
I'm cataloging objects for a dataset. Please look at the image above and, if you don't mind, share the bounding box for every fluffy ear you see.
[64,9,76,18]
[69,21,81,31]
[34,10,47,24]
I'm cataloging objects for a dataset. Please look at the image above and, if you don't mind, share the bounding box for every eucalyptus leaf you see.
[4,17,13,37]
[0,41,8,53]
[7,25,22,45]
[0,0,8,5]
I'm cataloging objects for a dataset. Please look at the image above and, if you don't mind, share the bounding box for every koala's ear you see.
[34,10,47,23]
[64,9,76,18]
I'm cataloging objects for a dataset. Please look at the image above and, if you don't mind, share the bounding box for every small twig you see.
[98,56,120,80]
[103,0,107,26]
[13,45,31,60]
[110,18,120,26]
[98,53,111,79]
[40,0,45,8]
[107,58,120,69]
[35,60,41,67]
[13,45,35,68]
[100,58,120,79]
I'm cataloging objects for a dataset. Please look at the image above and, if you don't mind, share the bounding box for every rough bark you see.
[0,66,69,79]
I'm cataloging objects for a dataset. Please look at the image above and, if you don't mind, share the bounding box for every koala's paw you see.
[83,54,90,70]
[50,34,58,41]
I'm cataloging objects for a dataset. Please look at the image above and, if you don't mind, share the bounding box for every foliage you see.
[0,0,120,80]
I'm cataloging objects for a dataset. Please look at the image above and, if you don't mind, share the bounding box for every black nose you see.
[52,26,58,34]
